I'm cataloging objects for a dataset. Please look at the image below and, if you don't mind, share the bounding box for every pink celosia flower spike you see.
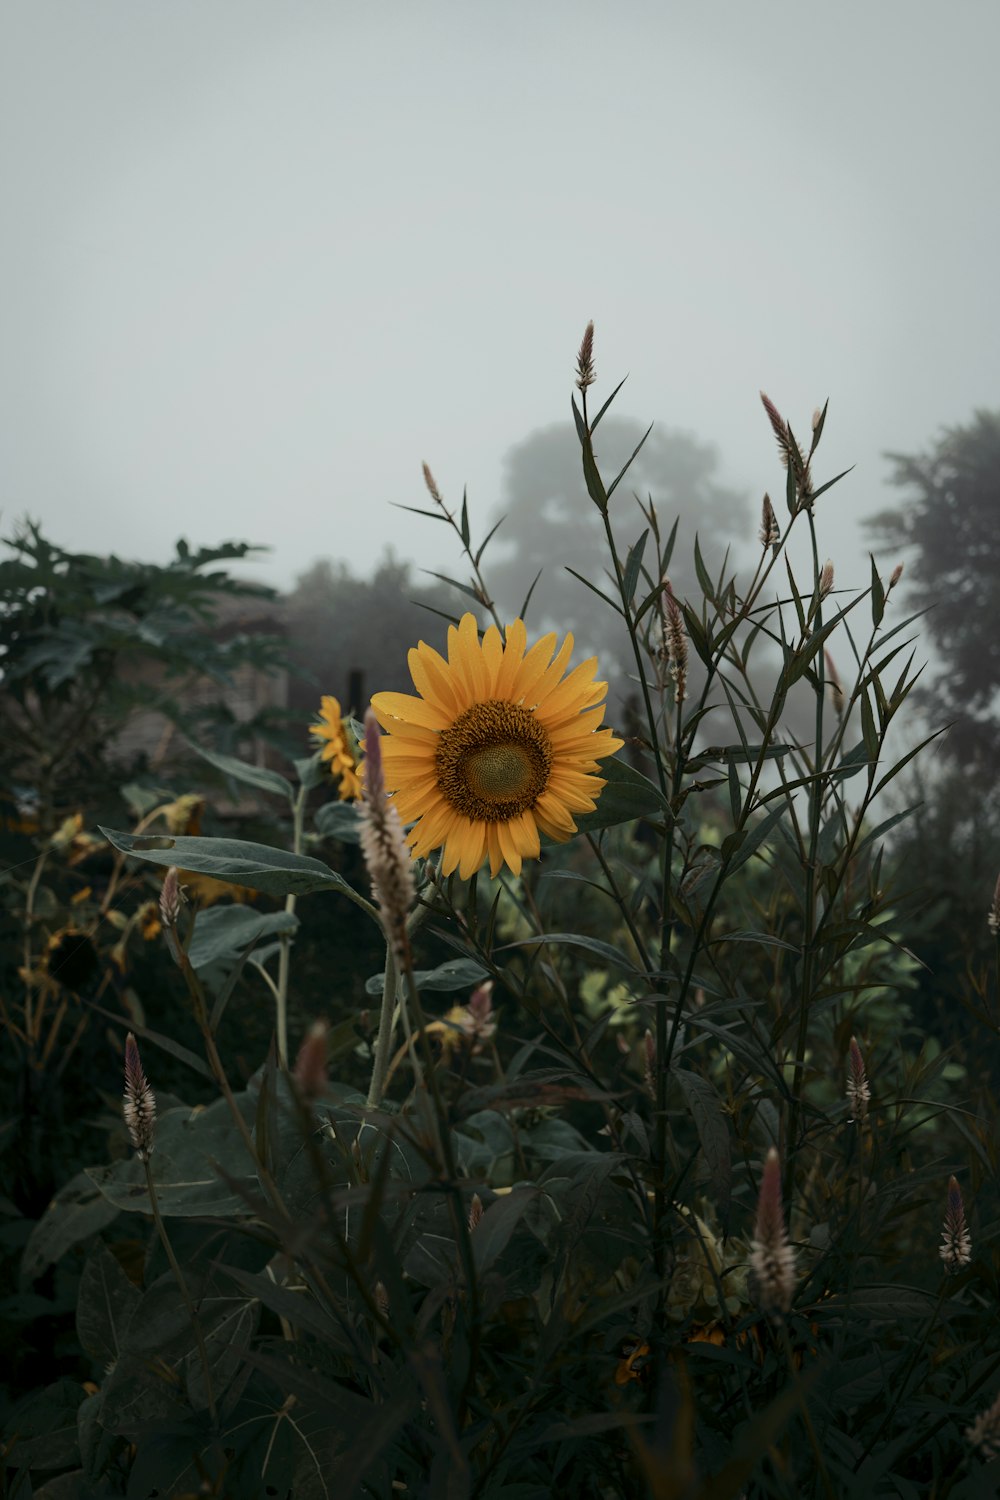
[940,1174,972,1272]
[967,1390,1000,1460]
[123,1032,156,1161]
[750,1147,797,1317]
[360,708,416,958]
[847,1036,870,1123]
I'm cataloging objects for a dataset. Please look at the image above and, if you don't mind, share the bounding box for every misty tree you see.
[867,409,1000,767]
[485,417,748,691]
[284,554,455,727]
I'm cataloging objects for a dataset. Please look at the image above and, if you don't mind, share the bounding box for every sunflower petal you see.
[371,692,449,732]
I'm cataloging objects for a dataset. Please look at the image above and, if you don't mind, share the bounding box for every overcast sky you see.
[2,1,997,605]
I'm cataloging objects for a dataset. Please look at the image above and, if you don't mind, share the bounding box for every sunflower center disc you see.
[435,699,553,822]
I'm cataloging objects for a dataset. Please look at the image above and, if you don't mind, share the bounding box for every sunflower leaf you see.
[98,827,362,900]
[569,757,667,834]
[187,745,294,803]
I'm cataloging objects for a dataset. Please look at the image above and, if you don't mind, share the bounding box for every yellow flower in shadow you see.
[310,696,361,801]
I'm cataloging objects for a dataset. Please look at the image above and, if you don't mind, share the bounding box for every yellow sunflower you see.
[370,612,623,879]
[310,696,362,801]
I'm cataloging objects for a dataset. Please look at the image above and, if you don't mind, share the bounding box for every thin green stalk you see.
[787,509,826,1180]
[275,782,308,1065]
[365,947,399,1109]
[143,1158,217,1424]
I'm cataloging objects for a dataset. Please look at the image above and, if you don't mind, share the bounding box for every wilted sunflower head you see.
[45,926,99,991]
[370,613,622,879]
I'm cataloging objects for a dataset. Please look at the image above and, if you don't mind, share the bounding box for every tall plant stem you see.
[594,478,676,1283]
[275,783,308,1065]
[143,1158,217,1425]
[787,509,825,1181]
[366,947,399,1109]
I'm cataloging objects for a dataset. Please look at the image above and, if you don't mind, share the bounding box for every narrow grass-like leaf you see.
[606,422,654,501]
[564,566,624,615]
[518,567,544,621]
[589,374,628,431]
[474,515,505,566]
[622,529,650,605]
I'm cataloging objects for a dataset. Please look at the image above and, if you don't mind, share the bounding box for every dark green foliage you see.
[4,355,1000,1499]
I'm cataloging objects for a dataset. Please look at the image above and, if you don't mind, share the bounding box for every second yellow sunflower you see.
[370,613,622,879]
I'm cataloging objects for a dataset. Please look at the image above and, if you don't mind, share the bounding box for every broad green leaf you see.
[571,756,667,835]
[189,744,294,802]
[21,1171,121,1282]
[3,1378,85,1470]
[86,1096,257,1218]
[99,826,360,900]
[364,955,488,996]
[315,800,362,844]
[76,1242,141,1366]
[471,1188,539,1274]
[295,750,328,790]
[188,905,298,972]
[98,1275,257,1429]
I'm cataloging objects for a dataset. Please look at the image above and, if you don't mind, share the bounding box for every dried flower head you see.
[159,867,183,929]
[940,1175,972,1272]
[888,562,904,590]
[967,1390,1000,1460]
[468,1193,484,1232]
[847,1036,870,1122]
[467,981,495,1033]
[824,649,846,717]
[659,580,688,703]
[759,391,813,505]
[759,492,780,549]
[988,872,1000,937]
[123,1032,156,1160]
[819,560,835,600]
[294,1019,329,1100]
[359,709,416,957]
[811,407,823,433]
[422,461,444,507]
[750,1148,796,1317]
[576,320,596,392]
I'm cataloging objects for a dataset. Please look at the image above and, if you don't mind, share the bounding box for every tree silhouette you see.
[867,409,1000,766]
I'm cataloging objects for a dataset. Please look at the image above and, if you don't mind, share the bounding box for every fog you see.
[2,0,997,600]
